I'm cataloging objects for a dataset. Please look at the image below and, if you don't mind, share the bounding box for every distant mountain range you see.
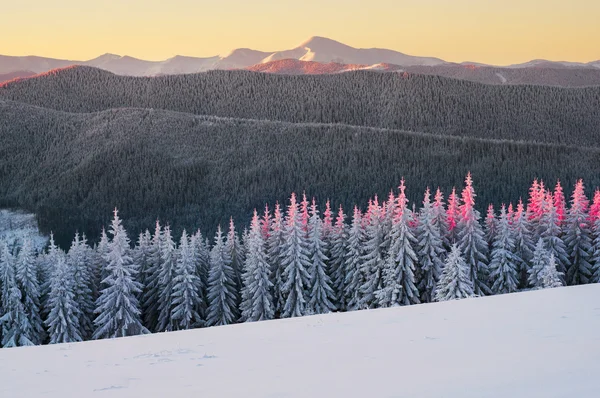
[1,36,598,83]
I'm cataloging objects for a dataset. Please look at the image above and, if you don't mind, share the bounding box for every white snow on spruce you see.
[1,285,599,397]
[0,209,48,251]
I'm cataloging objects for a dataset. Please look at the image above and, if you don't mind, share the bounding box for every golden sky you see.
[2,0,599,65]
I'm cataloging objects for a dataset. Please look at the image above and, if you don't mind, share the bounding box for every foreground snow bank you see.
[1,285,599,397]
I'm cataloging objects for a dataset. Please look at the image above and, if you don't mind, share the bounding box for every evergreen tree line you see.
[2,67,600,148]
[3,99,600,249]
[2,174,599,348]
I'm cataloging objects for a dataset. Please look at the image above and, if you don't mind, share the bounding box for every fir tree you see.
[432,188,450,248]
[527,179,546,233]
[267,202,285,317]
[435,244,474,302]
[377,181,420,307]
[16,238,44,344]
[358,197,385,309]
[345,206,364,311]
[156,225,177,332]
[206,226,238,326]
[93,209,148,339]
[416,188,446,303]
[488,206,519,294]
[241,210,274,322]
[260,204,272,242]
[171,231,203,330]
[67,233,95,339]
[96,228,110,283]
[446,187,460,245]
[329,205,348,310]
[457,173,490,295]
[564,180,593,285]
[590,216,600,283]
[142,221,162,332]
[540,193,570,281]
[541,254,564,289]
[512,199,534,289]
[39,232,59,320]
[553,180,567,227]
[528,238,549,289]
[133,230,152,293]
[226,218,244,306]
[190,230,210,319]
[0,243,34,347]
[307,200,336,314]
[280,193,311,318]
[45,255,82,344]
[485,204,497,248]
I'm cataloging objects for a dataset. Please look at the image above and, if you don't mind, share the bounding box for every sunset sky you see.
[3,0,599,65]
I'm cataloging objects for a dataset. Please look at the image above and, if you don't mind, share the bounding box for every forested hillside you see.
[2,67,600,147]
[2,99,600,247]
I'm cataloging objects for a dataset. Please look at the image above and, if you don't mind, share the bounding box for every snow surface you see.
[1,285,599,397]
[0,209,48,251]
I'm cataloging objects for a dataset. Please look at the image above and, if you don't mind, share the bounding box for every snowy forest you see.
[2,174,600,347]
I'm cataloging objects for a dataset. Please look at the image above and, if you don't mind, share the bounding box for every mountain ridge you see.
[2,36,598,78]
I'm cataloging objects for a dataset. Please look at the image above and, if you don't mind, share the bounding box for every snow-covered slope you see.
[1,285,598,397]
[265,36,445,67]
[0,209,48,251]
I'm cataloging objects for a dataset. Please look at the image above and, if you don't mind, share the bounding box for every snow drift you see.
[1,284,598,397]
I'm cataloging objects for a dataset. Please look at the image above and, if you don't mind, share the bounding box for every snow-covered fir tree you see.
[457,173,490,295]
[329,206,348,310]
[96,228,110,283]
[39,232,60,319]
[416,188,446,303]
[432,188,450,249]
[226,218,245,308]
[377,181,420,307]
[0,243,34,347]
[488,206,519,295]
[171,230,203,330]
[307,200,336,314]
[16,238,44,345]
[485,204,497,248]
[527,179,546,235]
[141,221,162,332]
[528,238,549,289]
[267,202,285,316]
[156,225,178,332]
[540,254,564,289]
[435,244,474,302]
[358,197,385,309]
[553,180,567,227]
[240,210,274,322]
[206,226,238,326]
[591,191,600,283]
[280,193,312,318]
[539,192,569,281]
[45,255,82,344]
[564,180,593,285]
[512,199,534,289]
[345,206,364,311]
[67,233,95,339]
[133,230,152,295]
[93,209,148,339]
[446,187,461,245]
[190,230,210,319]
